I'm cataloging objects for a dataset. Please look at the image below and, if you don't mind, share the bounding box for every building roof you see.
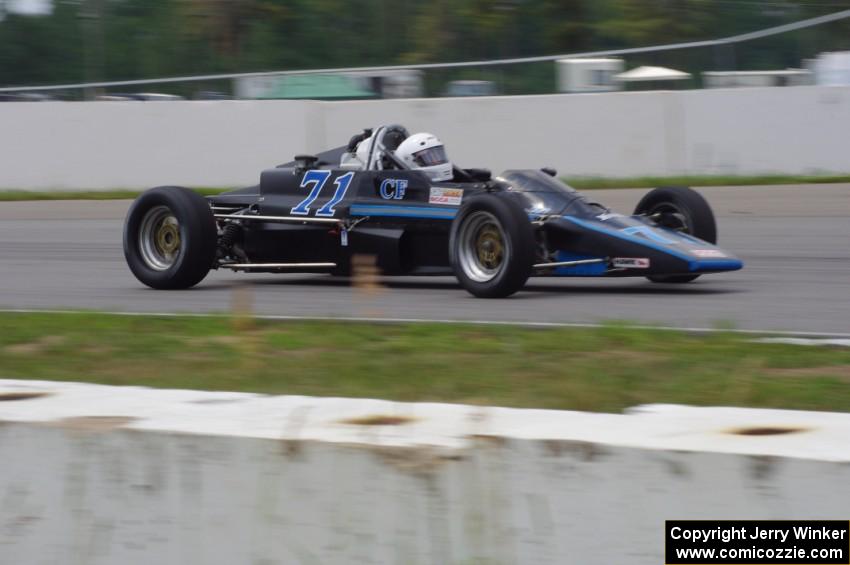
[615,66,692,82]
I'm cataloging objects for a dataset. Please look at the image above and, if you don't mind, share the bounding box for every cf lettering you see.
[379,179,408,200]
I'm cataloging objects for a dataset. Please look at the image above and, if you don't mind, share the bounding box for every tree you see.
[1,0,848,91]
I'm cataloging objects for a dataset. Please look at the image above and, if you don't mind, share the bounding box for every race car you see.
[123,124,742,298]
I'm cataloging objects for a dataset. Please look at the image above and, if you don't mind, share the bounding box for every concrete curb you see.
[1,379,848,564]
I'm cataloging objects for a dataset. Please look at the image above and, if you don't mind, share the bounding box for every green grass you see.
[564,174,850,190]
[2,174,850,201]
[1,312,848,413]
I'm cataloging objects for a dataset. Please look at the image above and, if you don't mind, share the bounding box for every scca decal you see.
[379,178,408,200]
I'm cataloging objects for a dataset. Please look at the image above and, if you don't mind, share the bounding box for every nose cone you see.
[689,255,744,273]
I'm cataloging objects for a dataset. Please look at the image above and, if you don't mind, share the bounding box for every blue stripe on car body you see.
[553,251,608,276]
[349,204,458,220]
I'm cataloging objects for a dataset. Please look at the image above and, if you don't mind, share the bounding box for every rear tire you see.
[450,195,535,298]
[123,187,217,289]
[634,186,716,284]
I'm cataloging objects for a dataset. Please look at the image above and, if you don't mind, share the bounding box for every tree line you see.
[1,0,849,93]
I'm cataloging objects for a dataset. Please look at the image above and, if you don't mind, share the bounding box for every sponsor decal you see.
[429,187,463,206]
[612,257,650,269]
[379,178,408,200]
[692,249,726,258]
[596,212,625,221]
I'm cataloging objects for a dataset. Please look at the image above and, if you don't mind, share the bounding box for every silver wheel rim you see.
[456,211,508,283]
[139,205,181,271]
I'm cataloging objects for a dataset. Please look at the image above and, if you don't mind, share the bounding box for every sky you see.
[6,0,53,16]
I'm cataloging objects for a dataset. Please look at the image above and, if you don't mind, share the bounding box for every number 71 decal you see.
[290,171,355,217]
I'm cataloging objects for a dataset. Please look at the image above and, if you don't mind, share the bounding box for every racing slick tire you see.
[635,186,717,284]
[123,186,217,289]
[450,194,535,298]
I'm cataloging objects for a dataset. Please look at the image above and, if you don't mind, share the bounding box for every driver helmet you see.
[395,133,453,182]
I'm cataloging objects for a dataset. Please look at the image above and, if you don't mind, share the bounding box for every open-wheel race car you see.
[123,124,743,298]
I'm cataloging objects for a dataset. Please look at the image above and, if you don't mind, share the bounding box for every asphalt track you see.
[1,184,848,334]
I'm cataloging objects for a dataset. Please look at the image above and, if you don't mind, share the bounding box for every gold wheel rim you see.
[476,225,504,270]
[139,206,182,271]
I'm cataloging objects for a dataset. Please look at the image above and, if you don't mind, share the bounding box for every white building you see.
[556,58,624,93]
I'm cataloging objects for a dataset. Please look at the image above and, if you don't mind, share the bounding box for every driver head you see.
[395,133,453,182]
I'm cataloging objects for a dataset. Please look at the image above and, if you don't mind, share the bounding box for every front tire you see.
[449,195,535,298]
[634,186,716,284]
[123,187,217,289]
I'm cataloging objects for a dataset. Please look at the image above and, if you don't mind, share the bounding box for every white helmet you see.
[395,133,453,182]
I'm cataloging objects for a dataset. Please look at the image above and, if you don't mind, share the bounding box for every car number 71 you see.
[290,171,355,217]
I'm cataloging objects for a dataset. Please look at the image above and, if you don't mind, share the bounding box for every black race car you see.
[123,124,742,298]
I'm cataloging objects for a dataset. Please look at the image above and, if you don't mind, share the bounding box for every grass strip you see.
[1,174,850,201]
[1,312,848,413]
[564,174,850,190]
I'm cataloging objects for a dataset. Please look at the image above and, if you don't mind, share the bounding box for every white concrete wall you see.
[681,86,850,174]
[1,379,848,565]
[1,86,849,190]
